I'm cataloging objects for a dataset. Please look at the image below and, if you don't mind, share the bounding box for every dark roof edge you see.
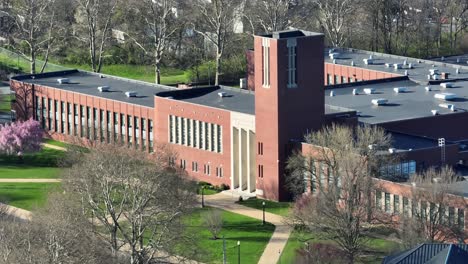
[11,69,79,81]
[325,76,410,90]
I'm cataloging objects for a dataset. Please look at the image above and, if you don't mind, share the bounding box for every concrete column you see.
[231,127,239,189]
[247,130,251,192]
[238,128,244,190]
[249,130,256,193]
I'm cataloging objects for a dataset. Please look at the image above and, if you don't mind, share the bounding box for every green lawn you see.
[177,207,275,264]
[0,166,60,179]
[236,198,292,216]
[279,229,401,264]
[0,94,11,113]
[0,182,61,210]
[61,63,189,85]
[0,147,64,179]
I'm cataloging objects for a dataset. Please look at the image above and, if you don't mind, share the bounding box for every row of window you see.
[34,96,154,152]
[326,74,363,85]
[168,115,222,153]
[174,158,223,177]
[302,160,341,194]
[376,191,465,229]
[262,37,298,89]
[379,161,417,179]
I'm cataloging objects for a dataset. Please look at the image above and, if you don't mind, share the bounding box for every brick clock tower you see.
[254,30,325,201]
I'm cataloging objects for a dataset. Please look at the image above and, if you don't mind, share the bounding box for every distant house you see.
[383,243,468,264]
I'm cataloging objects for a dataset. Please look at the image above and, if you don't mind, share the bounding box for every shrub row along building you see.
[9,30,468,234]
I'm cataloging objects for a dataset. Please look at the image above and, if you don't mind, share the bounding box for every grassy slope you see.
[236,198,292,216]
[0,182,60,210]
[178,207,275,264]
[0,94,11,113]
[0,166,61,179]
[279,229,400,264]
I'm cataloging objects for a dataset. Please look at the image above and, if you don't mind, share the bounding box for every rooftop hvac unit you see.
[432,74,440,80]
[218,92,227,98]
[57,78,70,84]
[408,63,413,69]
[98,86,110,92]
[456,68,460,74]
[404,70,408,76]
[371,98,388,106]
[439,103,454,109]
[333,59,336,64]
[393,87,407,93]
[363,58,373,65]
[457,58,460,63]
[385,63,391,68]
[328,49,335,54]
[425,86,432,91]
[351,61,355,66]
[388,148,396,153]
[434,93,457,100]
[329,53,340,60]
[394,63,402,69]
[431,110,439,115]
[369,55,373,60]
[364,88,375,95]
[329,90,335,97]
[125,91,137,97]
[403,60,407,65]
[440,82,454,88]
[429,69,439,75]
[352,88,358,95]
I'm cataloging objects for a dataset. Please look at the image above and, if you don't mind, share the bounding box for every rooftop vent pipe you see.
[57,78,69,84]
[125,91,137,97]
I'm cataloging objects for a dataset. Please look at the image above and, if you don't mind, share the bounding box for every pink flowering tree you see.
[0,118,43,160]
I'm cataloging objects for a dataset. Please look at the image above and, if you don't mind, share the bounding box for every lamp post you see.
[262,201,266,225]
[201,186,205,208]
[237,241,241,264]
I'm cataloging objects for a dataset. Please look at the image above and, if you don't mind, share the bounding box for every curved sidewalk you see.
[204,193,292,264]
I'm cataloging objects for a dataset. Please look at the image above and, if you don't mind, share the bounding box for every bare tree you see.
[8,0,58,74]
[74,0,118,73]
[123,0,179,84]
[63,143,197,264]
[311,0,357,47]
[287,124,393,263]
[244,0,305,34]
[399,166,467,247]
[202,208,223,240]
[193,0,242,85]
[0,193,121,264]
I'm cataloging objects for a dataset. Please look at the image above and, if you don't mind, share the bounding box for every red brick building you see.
[8,30,468,233]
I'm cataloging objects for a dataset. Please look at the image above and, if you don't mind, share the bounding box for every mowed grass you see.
[236,198,291,216]
[62,63,189,85]
[177,207,275,264]
[0,94,11,113]
[0,182,61,210]
[0,147,64,179]
[0,166,61,179]
[279,229,401,264]
[43,138,69,148]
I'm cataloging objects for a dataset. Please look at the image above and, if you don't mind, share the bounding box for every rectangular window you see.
[127,115,132,147]
[175,116,180,144]
[376,191,382,210]
[180,159,186,169]
[149,120,153,153]
[204,122,209,151]
[216,167,223,177]
[73,104,78,136]
[258,165,264,178]
[262,37,270,87]
[334,75,339,84]
[258,142,264,155]
[106,111,111,143]
[287,38,297,88]
[458,209,465,229]
[53,100,58,132]
[181,117,186,145]
[169,115,174,143]
[403,197,409,216]
[113,112,119,143]
[327,74,332,85]
[187,119,192,147]
[141,118,147,150]
[204,164,211,175]
[210,123,215,152]
[120,114,125,144]
[320,162,326,189]
[394,195,400,214]
[134,117,139,149]
[449,207,455,225]
[86,106,91,139]
[421,202,427,220]
[80,105,85,138]
[217,125,222,153]
[193,120,198,148]
[192,161,198,172]
[60,101,65,133]
[384,193,391,213]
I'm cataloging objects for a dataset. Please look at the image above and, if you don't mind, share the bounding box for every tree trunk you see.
[155,59,161,84]
[30,49,36,74]
[215,52,221,86]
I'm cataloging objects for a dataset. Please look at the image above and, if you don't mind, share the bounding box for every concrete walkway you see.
[0,178,62,183]
[42,143,67,151]
[204,193,292,264]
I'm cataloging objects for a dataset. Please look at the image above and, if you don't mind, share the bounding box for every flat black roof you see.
[11,70,257,114]
[259,29,323,39]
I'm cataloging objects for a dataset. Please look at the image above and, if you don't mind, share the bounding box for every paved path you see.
[0,203,32,221]
[42,143,67,151]
[204,193,292,264]
[0,178,62,183]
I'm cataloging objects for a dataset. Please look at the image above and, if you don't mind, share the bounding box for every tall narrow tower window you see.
[262,38,270,88]
[287,38,297,88]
